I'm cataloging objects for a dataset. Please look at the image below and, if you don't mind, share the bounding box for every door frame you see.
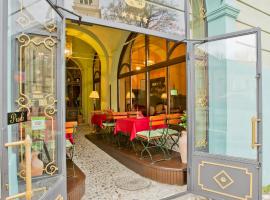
[187,27,262,199]
[0,0,67,199]
[0,0,9,198]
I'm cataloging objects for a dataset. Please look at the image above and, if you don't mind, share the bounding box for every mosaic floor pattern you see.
[72,125,188,200]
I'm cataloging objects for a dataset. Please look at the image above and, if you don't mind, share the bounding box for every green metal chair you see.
[136,115,169,163]
[164,113,182,151]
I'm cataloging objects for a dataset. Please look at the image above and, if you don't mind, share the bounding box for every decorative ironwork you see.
[44,162,59,176]
[197,95,208,108]
[17,0,57,33]
[16,31,58,177]
[16,12,33,28]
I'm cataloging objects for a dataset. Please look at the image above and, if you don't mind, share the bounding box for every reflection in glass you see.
[7,0,62,197]
[194,34,257,160]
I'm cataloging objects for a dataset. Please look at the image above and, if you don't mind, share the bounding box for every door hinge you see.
[187,53,190,61]
[187,167,191,175]
[5,184,9,191]
[257,162,262,169]
[256,74,261,79]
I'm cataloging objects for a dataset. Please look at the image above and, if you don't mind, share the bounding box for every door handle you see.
[251,116,262,149]
[5,135,32,200]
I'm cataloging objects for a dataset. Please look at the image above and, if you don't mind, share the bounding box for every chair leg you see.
[170,134,180,151]
[140,140,153,163]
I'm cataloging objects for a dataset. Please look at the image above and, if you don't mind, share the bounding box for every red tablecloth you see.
[91,114,107,127]
[114,117,150,141]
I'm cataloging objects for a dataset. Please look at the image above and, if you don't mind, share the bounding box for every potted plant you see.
[263,185,270,199]
[179,111,187,163]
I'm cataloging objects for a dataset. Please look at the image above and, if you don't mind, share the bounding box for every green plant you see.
[263,185,270,194]
[179,111,187,130]
[31,130,45,152]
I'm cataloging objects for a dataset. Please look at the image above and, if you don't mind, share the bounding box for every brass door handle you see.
[251,116,261,149]
[5,135,32,200]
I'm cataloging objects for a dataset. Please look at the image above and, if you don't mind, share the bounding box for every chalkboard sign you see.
[7,111,27,125]
[150,77,166,96]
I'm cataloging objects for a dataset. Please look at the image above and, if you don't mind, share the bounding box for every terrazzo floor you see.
[72,125,199,200]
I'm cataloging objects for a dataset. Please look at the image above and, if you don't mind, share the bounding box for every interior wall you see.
[67,36,95,123]
[66,22,130,116]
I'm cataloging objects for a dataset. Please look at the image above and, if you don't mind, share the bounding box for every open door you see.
[1,0,66,199]
[188,28,262,200]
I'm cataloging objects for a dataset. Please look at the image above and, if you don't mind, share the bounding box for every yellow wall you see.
[68,36,95,123]
[66,21,130,119]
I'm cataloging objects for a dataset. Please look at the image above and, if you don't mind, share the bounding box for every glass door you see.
[188,28,262,200]
[1,0,66,199]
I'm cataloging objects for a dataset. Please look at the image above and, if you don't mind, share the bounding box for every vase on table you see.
[179,130,187,163]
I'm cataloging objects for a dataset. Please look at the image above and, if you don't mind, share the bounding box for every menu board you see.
[64,0,186,40]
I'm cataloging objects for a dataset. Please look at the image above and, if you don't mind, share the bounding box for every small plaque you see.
[31,117,46,131]
[8,111,27,125]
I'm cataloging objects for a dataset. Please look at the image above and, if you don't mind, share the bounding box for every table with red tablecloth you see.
[91,113,107,128]
[114,117,150,141]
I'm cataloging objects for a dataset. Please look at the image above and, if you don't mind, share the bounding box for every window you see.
[119,77,131,112]
[80,0,92,5]
[118,33,187,116]
[93,53,101,110]
[169,63,186,113]
[149,68,167,116]
[132,73,146,115]
[131,35,146,71]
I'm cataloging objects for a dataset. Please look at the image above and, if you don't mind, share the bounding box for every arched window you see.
[118,34,187,116]
[93,53,101,110]
[66,59,82,121]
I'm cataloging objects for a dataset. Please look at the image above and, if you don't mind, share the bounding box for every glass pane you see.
[131,73,146,116]
[262,51,270,193]
[169,42,186,59]
[149,36,167,64]
[194,34,257,160]
[69,0,186,39]
[189,0,206,39]
[149,68,167,116]
[8,0,62,198]
[169,63,186,113]
[131,35,145,71]
[119,77,131,112]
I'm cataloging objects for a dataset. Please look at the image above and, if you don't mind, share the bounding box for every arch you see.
[66,23,110,110]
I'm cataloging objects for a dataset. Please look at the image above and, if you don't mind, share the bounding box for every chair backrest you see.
[112,112,128,120]
[65,121,78,128]
[166,113,181,125]
[127,111,143,118]
[149,115,166,127]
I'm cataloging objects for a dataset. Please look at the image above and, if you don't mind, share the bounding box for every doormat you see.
[114,176,151,191]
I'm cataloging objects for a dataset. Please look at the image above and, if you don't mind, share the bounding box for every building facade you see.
[0,0,269,199]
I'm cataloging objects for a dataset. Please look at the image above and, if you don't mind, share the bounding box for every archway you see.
[66,23,110,122]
